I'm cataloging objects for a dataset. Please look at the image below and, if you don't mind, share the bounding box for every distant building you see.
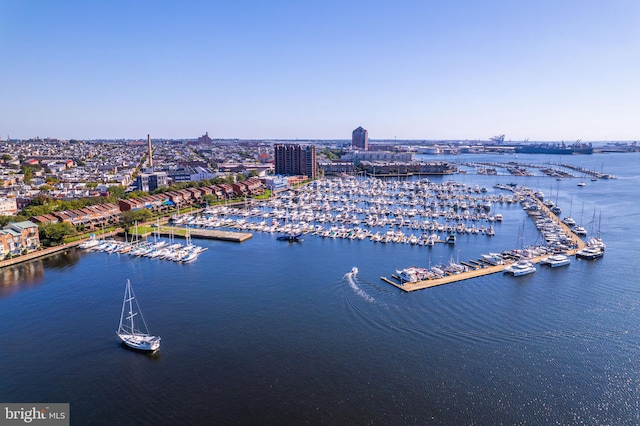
[317,160,354,175]
[198,132,212,144]
[352,127,369,151]
[274,144,317,179]
[135,171,169,192]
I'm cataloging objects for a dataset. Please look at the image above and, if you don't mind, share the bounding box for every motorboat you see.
[576,246,604,260]
[504,260,536,276]
[541,254,571,268]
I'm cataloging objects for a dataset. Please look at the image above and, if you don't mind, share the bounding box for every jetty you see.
[156,227,252,242]
[381,189,589,292]
[381,248,583,292]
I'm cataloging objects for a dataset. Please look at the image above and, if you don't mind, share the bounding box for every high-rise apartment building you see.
[274,144,317,179]
[352,126,369,150]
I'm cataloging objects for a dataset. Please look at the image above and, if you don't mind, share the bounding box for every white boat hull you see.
[117,333,161,351]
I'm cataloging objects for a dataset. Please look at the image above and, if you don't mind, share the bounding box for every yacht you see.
[395,266,431,283]
[576,246,604,260]
[504,260,536,276]
[572,225,587,236]
[481,252,505,265]
[541,254,571,268]
[561,217,576,226]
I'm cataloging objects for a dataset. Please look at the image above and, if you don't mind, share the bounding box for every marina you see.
[161,175,601,293]
[0,151,634,425]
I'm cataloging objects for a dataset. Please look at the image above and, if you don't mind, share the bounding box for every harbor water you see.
[1,152,639,424]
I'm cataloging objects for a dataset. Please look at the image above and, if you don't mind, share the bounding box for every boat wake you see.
[343,270,375,303]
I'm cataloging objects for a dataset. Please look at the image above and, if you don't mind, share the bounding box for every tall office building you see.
[352,126,369,150]
[274,144,317,179]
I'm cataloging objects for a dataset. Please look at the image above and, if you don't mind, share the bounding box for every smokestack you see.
[147,134,153,168]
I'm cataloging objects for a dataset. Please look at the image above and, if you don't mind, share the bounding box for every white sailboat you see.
[117,279,161,352]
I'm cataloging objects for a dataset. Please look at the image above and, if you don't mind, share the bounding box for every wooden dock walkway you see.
[381,248,582,292]
[381,192,587,292]
[156,227,252,242]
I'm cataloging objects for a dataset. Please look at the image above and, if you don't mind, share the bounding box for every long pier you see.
[381,190,588,292]
[381,248,582,292]
[155,227,252,242]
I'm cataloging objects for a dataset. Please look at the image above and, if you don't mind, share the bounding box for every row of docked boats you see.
[79,236,207,263]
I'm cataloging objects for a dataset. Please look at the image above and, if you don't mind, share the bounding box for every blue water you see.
[1,152,639,425]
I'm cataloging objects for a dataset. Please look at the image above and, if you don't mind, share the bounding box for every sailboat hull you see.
[117,333,161,351]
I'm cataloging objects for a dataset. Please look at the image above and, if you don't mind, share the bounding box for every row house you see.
[118,194,169,212]
[0,220,40,258]
[119,181,268,213]
[232,178,265,197]
[30,203,121,229]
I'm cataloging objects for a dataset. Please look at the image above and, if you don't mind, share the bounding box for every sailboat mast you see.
[127,280,136,336]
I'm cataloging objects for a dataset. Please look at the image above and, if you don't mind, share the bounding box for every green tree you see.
[39,222,76,246]
[122,209,152,225]
[21,165,34,184]
[125,190,149,199]
[107,185,126,199]
[29,193,52,206]
[202,194,219,205]
[0,215,14,227]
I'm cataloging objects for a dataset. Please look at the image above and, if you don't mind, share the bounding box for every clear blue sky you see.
[1,0,639,141]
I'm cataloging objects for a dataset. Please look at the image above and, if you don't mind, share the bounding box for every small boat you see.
[351,267,359,275]
[577,181,586,187]
[541,254,571,268]
[117,279,161,352]
[277,233,303,242]
[504,260,536,276]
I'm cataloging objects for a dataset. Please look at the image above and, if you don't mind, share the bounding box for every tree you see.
[202,194,218,205]
[29,193,52,206]
[107,185,126,199]
[1,154,12,161]
[122,209,152,225]
[39,222,76,246]
[125,190,148,199]
[21,166,34,184]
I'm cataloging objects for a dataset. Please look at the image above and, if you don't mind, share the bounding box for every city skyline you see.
[1,1,639,141]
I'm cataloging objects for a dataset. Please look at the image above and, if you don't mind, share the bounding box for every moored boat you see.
[541,254,571,267]
[504,260,536,276]
[576,246,604,260]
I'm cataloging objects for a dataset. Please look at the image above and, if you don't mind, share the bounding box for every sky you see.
[1,0,639,141]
